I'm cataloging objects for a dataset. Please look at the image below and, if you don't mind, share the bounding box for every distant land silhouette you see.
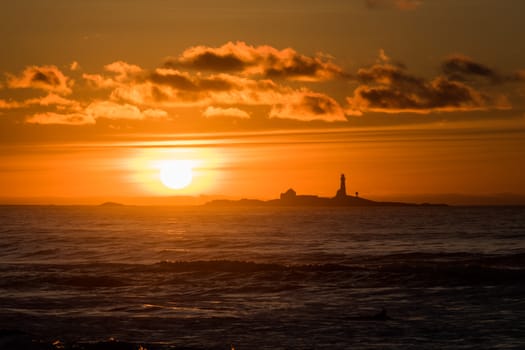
[98,201,125,207]
[206,174,447,207]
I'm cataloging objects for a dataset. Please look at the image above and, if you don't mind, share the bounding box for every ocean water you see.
[0,205,524,349]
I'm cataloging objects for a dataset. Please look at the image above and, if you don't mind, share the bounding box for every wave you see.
[19,248,62,258]
[150,260,353,273]
[148,251,525,273]
[1,252,524,290]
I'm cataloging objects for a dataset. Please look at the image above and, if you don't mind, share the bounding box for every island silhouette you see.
[206,174,446,207]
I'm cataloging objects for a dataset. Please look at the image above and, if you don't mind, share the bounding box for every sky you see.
[1,0,525,204]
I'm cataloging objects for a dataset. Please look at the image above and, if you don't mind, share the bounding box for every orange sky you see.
[1,1,525,204]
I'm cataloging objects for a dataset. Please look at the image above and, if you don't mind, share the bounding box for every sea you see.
[0,205,524,349]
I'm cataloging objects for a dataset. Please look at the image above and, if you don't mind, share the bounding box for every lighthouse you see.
[336,173,347,198]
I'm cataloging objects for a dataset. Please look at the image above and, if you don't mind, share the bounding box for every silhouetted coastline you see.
[205,174,447,207]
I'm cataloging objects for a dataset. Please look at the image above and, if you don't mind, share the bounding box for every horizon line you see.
[2,192,525,206]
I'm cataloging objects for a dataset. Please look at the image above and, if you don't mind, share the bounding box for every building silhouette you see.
[280,188,297,201]
[335,173,347,198]
[206,172,444,207]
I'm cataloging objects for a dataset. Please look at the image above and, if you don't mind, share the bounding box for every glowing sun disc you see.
[159,160,193,189]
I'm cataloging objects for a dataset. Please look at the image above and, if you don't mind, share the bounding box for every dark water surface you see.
[0,205,524,349]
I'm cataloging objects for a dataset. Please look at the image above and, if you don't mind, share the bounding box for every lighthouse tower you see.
[336,173,347,198]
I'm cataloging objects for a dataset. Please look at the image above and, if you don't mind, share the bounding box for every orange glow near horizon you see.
[126,147,224,197]
[0,121,524,205]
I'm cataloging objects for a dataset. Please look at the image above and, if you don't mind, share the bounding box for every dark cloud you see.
[198,77,236,91]
[31,70,61,86]
[302,94,342,116]
[150,71,197,91]
[6,44,519,125]
[358,63,424,87]
[264,55,331,79]
[347,62,510,114]
[270,91,346,122]
[164,41,344,81]
[428,77,482,108]
[7,65,72,95]
[442,55,502,84]
[150,69,237,92]
[167,51,247,72]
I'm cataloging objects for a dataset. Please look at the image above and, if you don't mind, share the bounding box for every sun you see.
[159,160,193,190]
[129,149,221,195]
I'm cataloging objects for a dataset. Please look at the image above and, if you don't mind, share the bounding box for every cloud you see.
[7,65,73,95]
[26,101,167,125]
[347,60,511,114]
[26,112,95,125]
[442,55,525,85]
[191,77,287,107]
[8,44,520,125]
[110,68,283,108]
[26,93,81,109]
[82,61,144,89]
[0,99,23,109]
[165,41,344,81]
[203,106,250,119]
[357,61,423,86]
[84,64,245,106]
[83,73,118,88]
[150,69,237,92]
[104,61,143,81]
[378,49,390,63]
[70,61,80,71]
[365,0,422,10]
[85,101,145,120]
[99,51,511,121]
[108,66,344,121]
[143,109,168,118]
[0,94,80,110]
[270,91,347,122]
[109,82,158,105]
[442,55,501,83]
[85,101,166,121]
